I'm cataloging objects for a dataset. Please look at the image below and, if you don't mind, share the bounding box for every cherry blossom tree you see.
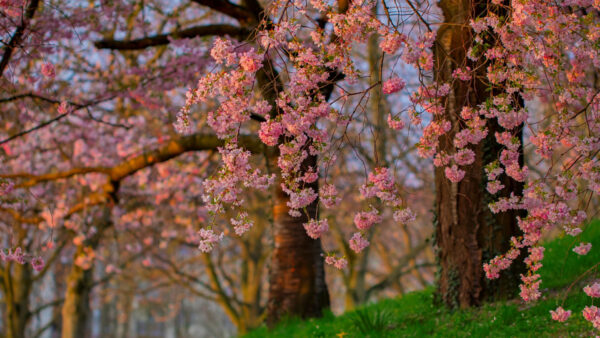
[2,0,600,334]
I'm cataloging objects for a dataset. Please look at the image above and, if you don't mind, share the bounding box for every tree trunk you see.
[61,207,112,338]
[60,254,93,338]
[3,262,32,338]
[266,154,329,325]
[433,0,524,308]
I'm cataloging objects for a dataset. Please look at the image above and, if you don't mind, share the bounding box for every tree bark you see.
[433,0,524,308]
[3,262,32,338]
[266,154,329,325]
[61,207,112,338]
[60,254,93,338]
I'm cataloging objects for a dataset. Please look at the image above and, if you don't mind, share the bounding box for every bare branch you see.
[95,24,248,50]
[190,0,254,22]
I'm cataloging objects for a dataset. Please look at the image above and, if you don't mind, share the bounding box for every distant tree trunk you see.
[3,261,32,338]
[266,154,329,325]
[61,207,112,338]
[239,241,267,331]
[433,0,524,308]
[60,254,93,338]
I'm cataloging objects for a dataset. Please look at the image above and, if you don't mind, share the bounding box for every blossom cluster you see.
[1,247,45,272]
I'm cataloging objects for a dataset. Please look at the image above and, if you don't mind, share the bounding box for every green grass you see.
[246,221,600,337]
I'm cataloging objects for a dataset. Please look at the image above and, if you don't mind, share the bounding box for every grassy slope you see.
[246,221,600,337]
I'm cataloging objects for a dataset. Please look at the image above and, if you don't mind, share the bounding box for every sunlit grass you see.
[245,221,599,337]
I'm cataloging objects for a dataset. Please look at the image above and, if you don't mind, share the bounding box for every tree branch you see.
[190,0,254,22]
[0,0,41,77]
[94,24,248,50]
[2,133,264,187]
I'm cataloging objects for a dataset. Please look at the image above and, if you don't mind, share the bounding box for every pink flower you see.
[445,165,465,182]
[486,180,504,194]
[0,179,14,196]
[550,307,571,322]
[334,257,348,269]
[382,77,406,94]
[387,114,405,130]
[231,212,254,236]
[198,228,224,252]
[320,184,341,208]
[519,280,541,302]
[452,67,472,81]
[303,219,329,239]
[454,148,475,165]
[41,63,55,78]
[259,120,284,146]
[393,208,416,224]
[57,101,70,115]
[584,282,600,298]
[31,257,45,272]
[210,38,236,65]
[354,209,382,230]
[288,188,318,210]
[324,255,348,269]
[582,306,600,329]
[573,242,591,255]
[239,50,263,73]
[349,232,369,253]
[380,32,405,54]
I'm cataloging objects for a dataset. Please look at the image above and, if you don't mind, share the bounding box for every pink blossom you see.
[454,148,475,166]
[354,209,382,230]
[387,114,405,130]
[259,120,284,146]
[231,212,254,236]
[320,184,341,208]
[582,306,600,329]
[334,257,348,269]
[41,62,55,78]
[303,219,329,239]
[287,188,318,210]
[380,32,405,54]
[31,257,45,272]
[198,228,224,252]
[393,208,416,224]
[486,180,504,194]
[349,232,369,253]
[57,101,70,115]
[573,242,592,255]
[445,165,465,182]
[382,77,405,94]
[0,179,14,196]
[549,307,571,322]
[303,170,319,183]
[325,255,348,269]
[210,38,236,65]
[239,50,263,73]
[519,280,541,302]
[584,282,600,298]
[452,67,472,81]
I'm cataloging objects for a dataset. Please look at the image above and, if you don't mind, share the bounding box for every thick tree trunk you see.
[433,0,524,308]
[266,154,329,325]
[3,262,32,338]
[61,207,111,338]
[60,255,93,338]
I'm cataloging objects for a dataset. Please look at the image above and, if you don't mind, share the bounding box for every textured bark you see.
[266,154,330,325]
[60,255,93,338]
[3,262,32,338]
[61,208,112,338]
[433,0,524,308]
